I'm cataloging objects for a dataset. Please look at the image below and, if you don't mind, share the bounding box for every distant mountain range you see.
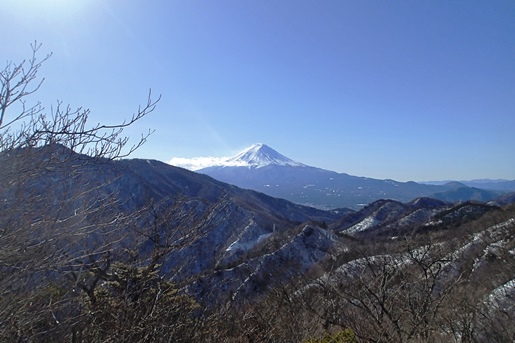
[197,144,513,209]
[423,179,515,191]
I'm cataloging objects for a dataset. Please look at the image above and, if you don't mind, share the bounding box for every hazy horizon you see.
[168,143,515,183]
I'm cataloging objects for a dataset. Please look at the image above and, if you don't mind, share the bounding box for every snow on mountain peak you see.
[168,144,306,170]
[226,143,305,168]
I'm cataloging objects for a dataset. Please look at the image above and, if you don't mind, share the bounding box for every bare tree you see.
[1,42,157,158]
[0,43,171,341]
[241,236,467,343]
[1,44,243,341]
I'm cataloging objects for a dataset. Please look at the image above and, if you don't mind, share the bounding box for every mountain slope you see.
[298,207,515,341]
[0,144,347,297]
[198,144,503,209]
[330,197,502,240]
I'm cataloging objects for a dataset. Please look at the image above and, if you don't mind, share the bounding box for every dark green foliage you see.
[76,262,200,342]
[305,329,357,343]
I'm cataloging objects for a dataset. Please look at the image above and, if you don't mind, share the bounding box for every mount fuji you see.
[197,144,503,209]
[225,143,305,168]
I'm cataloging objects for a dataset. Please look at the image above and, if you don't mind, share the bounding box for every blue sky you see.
[2,1,514,181]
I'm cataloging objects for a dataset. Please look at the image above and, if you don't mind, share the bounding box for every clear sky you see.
[2,1,514,181]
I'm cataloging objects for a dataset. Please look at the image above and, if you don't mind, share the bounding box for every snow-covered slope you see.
[225,143,306,168]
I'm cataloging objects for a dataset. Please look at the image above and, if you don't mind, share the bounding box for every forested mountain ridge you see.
[2,143,514,341]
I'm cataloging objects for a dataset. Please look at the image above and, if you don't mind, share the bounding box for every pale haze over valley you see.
[2,1,514,182]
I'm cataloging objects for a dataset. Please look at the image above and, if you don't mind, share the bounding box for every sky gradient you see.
[2,1,514,181]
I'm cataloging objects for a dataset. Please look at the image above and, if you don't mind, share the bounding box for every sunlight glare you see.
[5,0,94,18]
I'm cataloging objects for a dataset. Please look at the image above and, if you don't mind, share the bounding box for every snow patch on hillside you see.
[226,232,272,252]
[345,216,379,234]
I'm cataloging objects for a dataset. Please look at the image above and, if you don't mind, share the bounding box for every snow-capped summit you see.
[226,143,306,168]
